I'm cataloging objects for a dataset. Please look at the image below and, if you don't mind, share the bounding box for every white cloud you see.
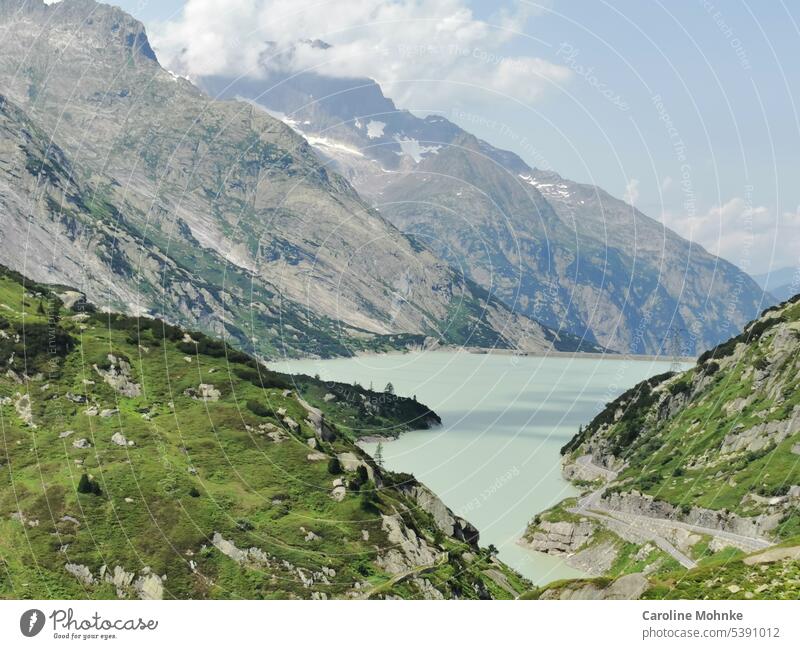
[623,178,639,206]
[660,197,800,275]
[150,0,570,107]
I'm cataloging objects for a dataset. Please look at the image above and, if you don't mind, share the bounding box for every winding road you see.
[567,456,772,569]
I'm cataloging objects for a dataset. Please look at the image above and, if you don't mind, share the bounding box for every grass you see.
[0,266,525,600]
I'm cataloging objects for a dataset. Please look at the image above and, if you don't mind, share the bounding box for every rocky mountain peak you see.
[4,0,157,64]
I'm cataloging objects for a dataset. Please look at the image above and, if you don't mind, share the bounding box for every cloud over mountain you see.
[151,0,571,107]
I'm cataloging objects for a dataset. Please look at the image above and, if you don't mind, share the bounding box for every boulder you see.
[111,432,134,447]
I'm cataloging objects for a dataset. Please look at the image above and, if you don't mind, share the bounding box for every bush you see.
[189,487,201,498]
[77,474,101,496]
[234,367,291,390]
[349,465,370,491]
[359,485,380,513]
[327,457,342,475]
[668,380,691,396]
[246,400,274,418]
[757,484,789,498]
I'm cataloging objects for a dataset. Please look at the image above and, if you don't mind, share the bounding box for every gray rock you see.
[65,563,94,585]
[111,432,133,446]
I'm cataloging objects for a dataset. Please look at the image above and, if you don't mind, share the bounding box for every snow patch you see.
[518,174,572,200]
[394,136,441,163]
[305,135,364,158]
[366,120,386,139]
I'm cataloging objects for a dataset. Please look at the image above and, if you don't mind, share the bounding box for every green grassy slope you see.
[523,294,800,599]
[563,295,800,528]
[0,266,524,599]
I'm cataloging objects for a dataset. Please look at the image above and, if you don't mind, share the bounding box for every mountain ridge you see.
[0,0,588,362]
[200,69,768,355]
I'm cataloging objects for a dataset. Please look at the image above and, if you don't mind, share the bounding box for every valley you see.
[278,350,680,584]
[0,0,796,606]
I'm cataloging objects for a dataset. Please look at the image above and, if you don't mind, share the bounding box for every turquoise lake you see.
[277,351,677,585]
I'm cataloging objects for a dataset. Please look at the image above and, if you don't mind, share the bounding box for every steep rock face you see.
[398,483,479,545]
[600,491,782,538]
[0,0,576,358]
[202,71,766,354]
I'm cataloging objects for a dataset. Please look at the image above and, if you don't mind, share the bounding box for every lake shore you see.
[280,351,681,585]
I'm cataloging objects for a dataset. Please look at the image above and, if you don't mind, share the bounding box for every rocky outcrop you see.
[14,393,34,427]
[721,408,798,454]
[65,563,94,585]
[336,452,375,481]
[183,384,221,402]
[101,565,135,597]
[743,546,800,565]
[297,396,337,442]
[601,491,780,538]
[94,355,141,397]
[376,514,444,575]
[398,483,479,546]
[540,573,650,600]
[523,520,595,555]
[66,563,164,599]
[133,571,165,600]
[211,532,272,568]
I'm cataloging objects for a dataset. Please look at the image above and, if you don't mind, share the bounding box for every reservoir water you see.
[278,351,676,585]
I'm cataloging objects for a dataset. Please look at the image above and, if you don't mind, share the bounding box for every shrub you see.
[349,465,370,491]
[360,485,380,513]
[189,487,201,498]
[235,367,291,390]
[757,484,789,498]
[77,474,101,496]
[327,458,342,475]
[246,400,274,418]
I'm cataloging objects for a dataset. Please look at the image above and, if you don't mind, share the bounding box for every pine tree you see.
[374,441,385,468]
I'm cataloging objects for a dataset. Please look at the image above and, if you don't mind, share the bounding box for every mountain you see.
[0,0,586,359]
[753,266,798,303]
[521,292,800,599]
[200,70,767,355]
[0,263,528,599]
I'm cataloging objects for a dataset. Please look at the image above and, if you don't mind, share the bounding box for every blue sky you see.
[112,0,798,277]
